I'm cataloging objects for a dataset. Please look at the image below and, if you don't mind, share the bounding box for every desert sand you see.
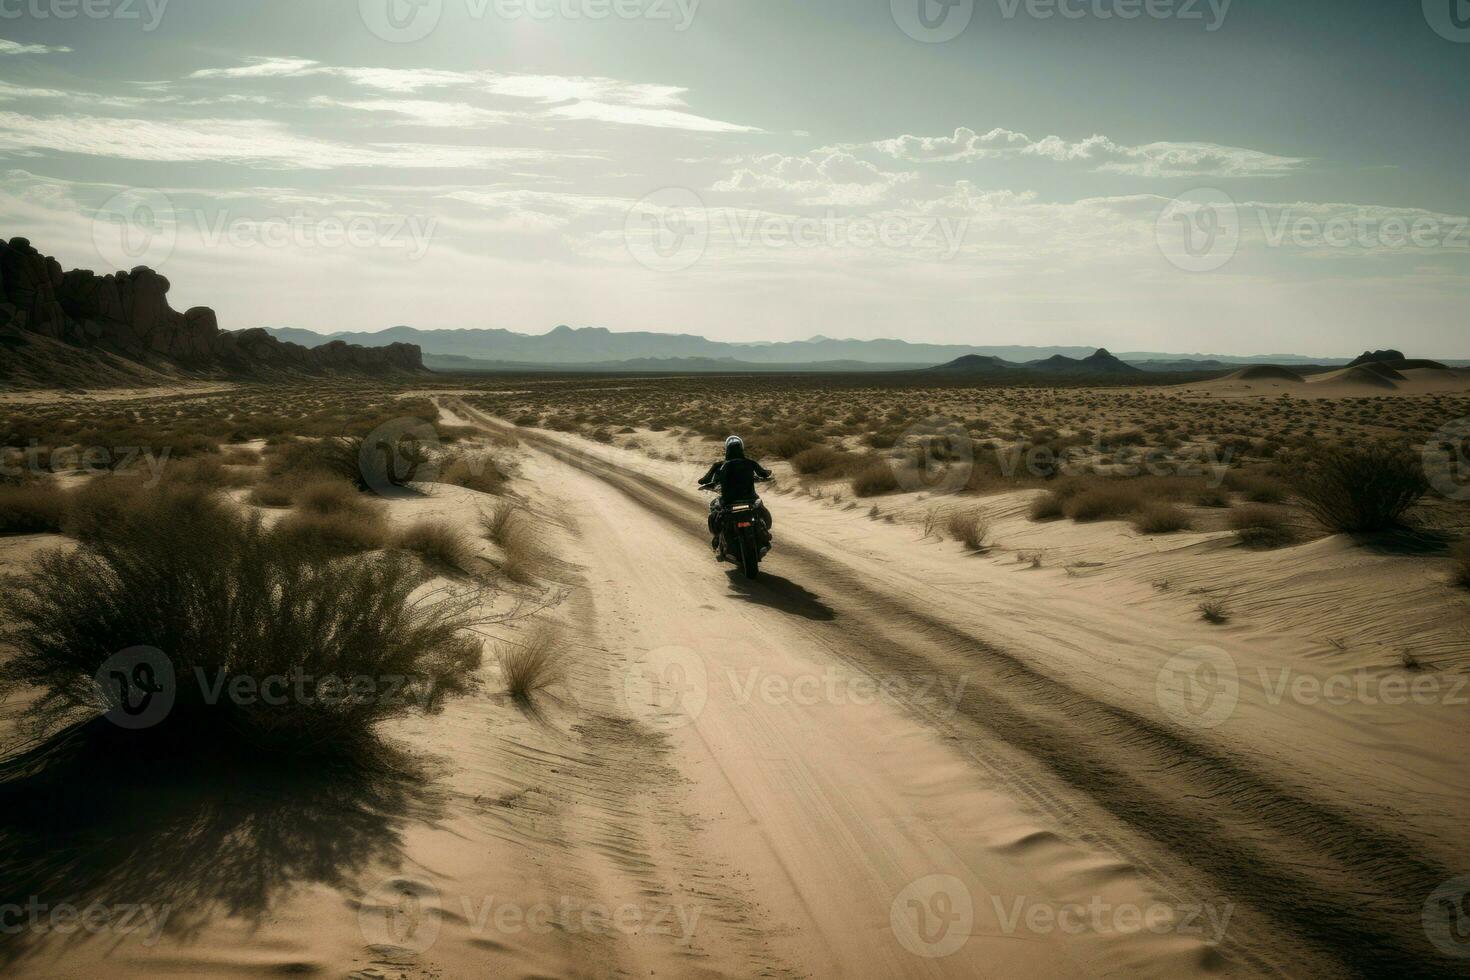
[1,388,1467,979]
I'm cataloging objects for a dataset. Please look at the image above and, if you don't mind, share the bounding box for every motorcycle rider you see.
[698,436,773,555]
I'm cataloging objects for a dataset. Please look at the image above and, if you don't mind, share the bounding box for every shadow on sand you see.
[0,717,443,966]
[1353,526,1458,557]
[724,569,836,621]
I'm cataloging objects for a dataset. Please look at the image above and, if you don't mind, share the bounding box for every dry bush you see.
[439,452,509,495]
[161,455,256,490]
[222,446,262,466]
[790,446,862,477]
[1133,502,1193,534]
[1029,480,1087,520]
[62,473,151,543]
[1224,470,1285,504]
[498,523,541,584]
[0,481,65,534]
[497,624,562,701]
[946,510,991,551]
[1065,483,1148,522]
[273,510,390,556]
[1230,506,1297,549]
[271,433,430,492]
[1293,445,1427,532]
[1452,541,1470,590]
[0,487,481,754]
[1198,597,1231,624]
[295,477,366,516]
[1195,487,1231,508]
[480,499,522,546]
[247,477,297,508]
[762,429,821,459]
[397,520,474,573]
[480,501,538,583]
[850,459,900,497]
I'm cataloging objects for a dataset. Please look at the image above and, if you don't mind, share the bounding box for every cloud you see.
[0,39,71,56]
[184,58,757,130]
[0,112,564,169]
[873,126,1305,177]
[188,56,321,80]
[546,101,760,133]
[307,96,512,128]
[714,150,915,205]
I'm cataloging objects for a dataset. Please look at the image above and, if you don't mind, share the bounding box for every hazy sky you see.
[1,0,1467,355]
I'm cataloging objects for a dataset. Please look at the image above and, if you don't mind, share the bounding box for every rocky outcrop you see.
[0,236,425,381]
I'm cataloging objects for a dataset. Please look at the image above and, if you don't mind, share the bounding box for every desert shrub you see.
[497,624,562,701]
[296,477,368,516]
[397,520,474,573]
[498,524,540,584]
[161,455,255,489]
[850,459,901,497]
[1133,502,1193,534]
[1293,444,1427,532]
[1451,541,1470,590]
[790,446,862,477]
[480,501,538,582]
[480,499,522,546]
[0,488,481,753]
[763,429,821,459]
[863,431,898,450]
[61,473,153,543]
[1224,469,1285,503]
[1195,487,1230,508]
[247,477,297,509]
[946,510,990,551]
[271,433,430,492]
[264,438,339,480]
[0,480,66,535]
[1198,598,1231,624]
[222,446,262,466]
[1065,483,1147,522]
[274,482,388,555]
[1100,429,1147,449]
[1230,506,1297,549]
[1030,491,1065,521]
[439,452,508,495]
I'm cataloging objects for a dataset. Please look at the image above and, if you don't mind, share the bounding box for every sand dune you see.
[1180,364,1470,399]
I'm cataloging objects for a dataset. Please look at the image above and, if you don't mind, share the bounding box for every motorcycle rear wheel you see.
[738,536,759,579]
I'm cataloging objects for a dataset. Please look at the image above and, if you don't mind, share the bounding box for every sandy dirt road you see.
[446,400,1470,980]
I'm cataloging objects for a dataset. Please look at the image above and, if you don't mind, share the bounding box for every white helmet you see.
[725,435,744,451]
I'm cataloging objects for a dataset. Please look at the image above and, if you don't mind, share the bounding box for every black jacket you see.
[699,455,771,503]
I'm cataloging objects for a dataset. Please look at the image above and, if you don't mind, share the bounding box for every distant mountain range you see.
[926,348,1140,375]
[264,325,1392,372]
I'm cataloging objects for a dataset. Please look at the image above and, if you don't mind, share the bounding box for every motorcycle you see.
[700,483,771,579]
